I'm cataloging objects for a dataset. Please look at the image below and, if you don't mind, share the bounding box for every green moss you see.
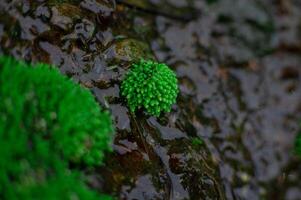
[295,130,301,156]
[0,56,114,165]
[121,59,178,116]
[0,55,114,199]
[191,137,204,149]
[17,172,112,200]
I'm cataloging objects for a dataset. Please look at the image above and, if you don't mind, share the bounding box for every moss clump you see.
[121,59,178,116]
[0,56,114,165]
[0,55,114,199]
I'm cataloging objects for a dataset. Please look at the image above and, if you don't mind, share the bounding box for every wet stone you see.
[50,4,83,30]
[35,5,51,21]
[104,38,154,64]
[62,18,95,41]
[80,0,115,16]
[1,0,301,199]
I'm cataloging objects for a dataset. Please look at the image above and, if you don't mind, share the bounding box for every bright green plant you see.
[0,55,114,199]
[121,59,179,116]
[0,128,111,200]
[0,56,114,165]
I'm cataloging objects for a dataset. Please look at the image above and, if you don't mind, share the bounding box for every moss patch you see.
[0,55,114,199]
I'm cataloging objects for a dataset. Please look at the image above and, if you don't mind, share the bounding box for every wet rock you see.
[167,139,225,199]
[80,0,115,16]
[95,29,114,47]
[50,3,83,30]
[110,104,131,131]
[104,38,154,64]
[121,175,165,200]
[19,16,49,40]
[35,5,51,21]
[62,18,95,41]
[119,0,197,21]
[133,16,154,38]
[1,0,301,199]
[48,0,82,6]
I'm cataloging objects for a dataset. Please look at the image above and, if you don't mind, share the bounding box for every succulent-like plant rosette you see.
[121,60,179,116]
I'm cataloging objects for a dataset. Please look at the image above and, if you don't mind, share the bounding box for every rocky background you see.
[1,0,301,199]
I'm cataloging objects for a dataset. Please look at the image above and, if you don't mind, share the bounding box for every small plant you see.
[121,59,178,116]
[191,137,204,148]
[0,55,114,199]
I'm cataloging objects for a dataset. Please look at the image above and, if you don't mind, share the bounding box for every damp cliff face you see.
[1,0,301,199]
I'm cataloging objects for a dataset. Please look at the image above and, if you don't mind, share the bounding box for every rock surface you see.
[0,0,301,199]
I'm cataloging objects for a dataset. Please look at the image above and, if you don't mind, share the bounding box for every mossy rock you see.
[105,38,154,64]
[50,3,83,30]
